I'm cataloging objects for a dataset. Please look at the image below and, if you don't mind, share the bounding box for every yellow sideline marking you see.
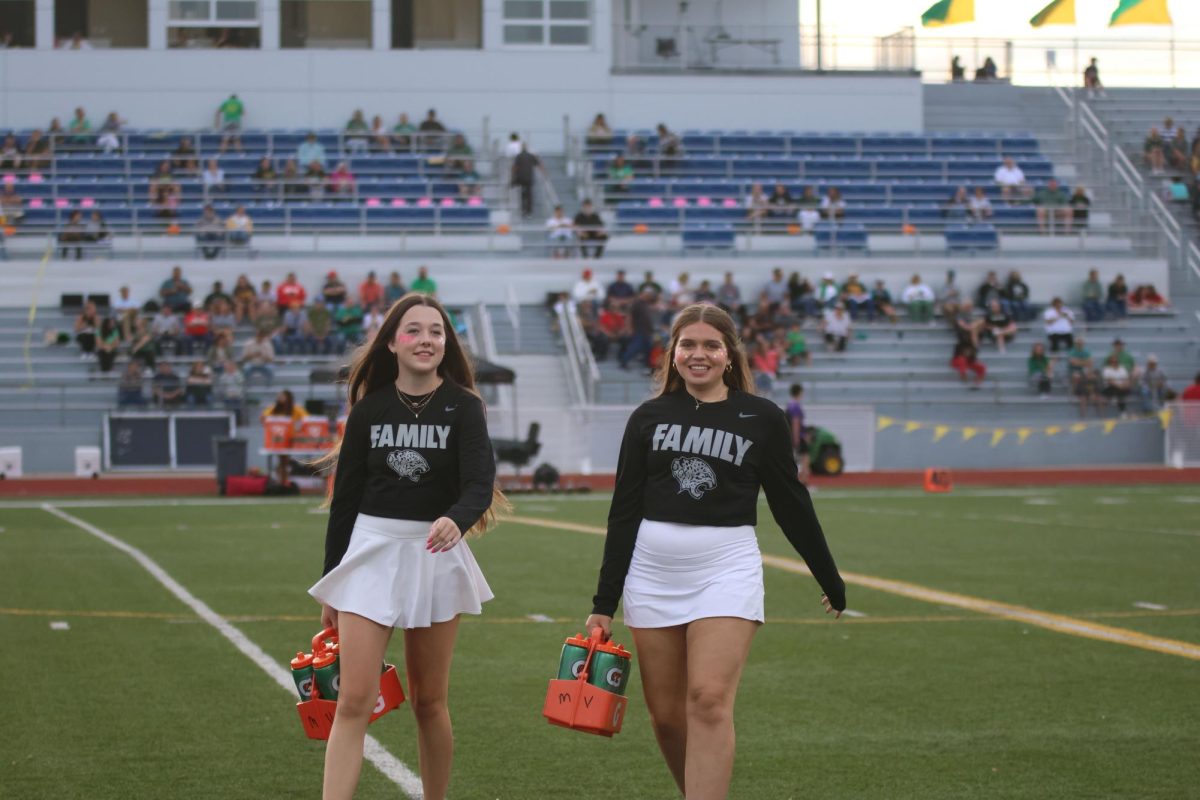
[508,515,1200,662]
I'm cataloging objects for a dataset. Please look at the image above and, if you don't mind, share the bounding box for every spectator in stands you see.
[276,300,308,354]
[201,158,226,198]
[872,280,898,324]
[1167,129,1190,171]
[819,186,846,221]
[392,113,415,151]
[785,321,811,367]
[202,280,231,311]
[58,210,86,259]
[668,272,695,311]
[545,205,575,258]
[282,159,305,199]
[1033,178,1071,234]
[335,299,365,346]
[276,271,307,311]
[1028,342,1053,396]
[418,108,447,151]
[316,270,346,312]
[574,199,607,259]
[172,137,198,173]
[1043,297,1075,352]
[210,298,236,338]
[1181,372,1200,402]
[943,186,969,218]
[982,299,1017,354]
[117,359,148,408]
[976,271,1004,310]
[1,134,23,171]
[410,265,437,296]
[954,299,983,349]
[1083,58,1104,98]
[226,205,253,245]
[129,324,158,375]
[638,270,663,297]
[694,279,716,304]
[795,187,821,232]
[950,56,965,81]
[384,271,407,306]
[765,184,793,226]
[358,271,384,309]
[1101,354,1132,415]
[751,337,782,393]
[344,109,370,155]
[241,328,275,385]
[1081,269,1104,322]
[194,204,225,260]
[183,303,213,355]
[152,361,185,408]
[1066,334,1091,384]
[656,123,682,157]
[23,129,51,171]
[974,57,997,81]
[572,268,604,304]
[456,160,482,198]
[816,272,840,310]
[231,275,256,323]
[841,274,871,320]
[214,93,244,153]
[184,361,213,407]
[215,359,245,414]
[72,300,100,360]
[951,341,985,389]
[968,186,993,221]
[1,183,24,227]
[821,304,852,353]
[607,154,633,196]
[620,288,656,370]
[111,285,138,339]
[902,273,935,324]
[369,115,391,153]
[1107,337,1136,376]
[149,304,181,357]
[83,210,110,250]
[1073,366,1102,416]
[67,107,91,146]
[150,161,181,217]
[328,161,356,196]
[297,132,326,169]
[717,272,742,314]
[1161,117,1177,140]
[743,296,780,343]
[785,384,810,479]
[782,273,813,319]
[511,143,544,219]
[993,157,1027,203]
[1129,283,1168,311]
[592,300,626,361]
[261,390,307,485]
[207,328,236,366]
[504,132,524,158]
[1138,355,1172,412]
[1106,274,1128,319]
[762,268,788,310]
[305,161,328,200]
[96,112,123,154]
[624,134,646,157]
[306,298,339,355]
[745,182,769,225]
[604,269,634,309]
[363,303,386,341]
[587,114,612,146]
[937,270,961,320]
[446,134,473,173]
[1003,270,1031,321]
[1144,127,1166,175]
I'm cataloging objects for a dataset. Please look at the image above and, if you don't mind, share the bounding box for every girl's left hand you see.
[427,517,462,553]
[821,594,842,619]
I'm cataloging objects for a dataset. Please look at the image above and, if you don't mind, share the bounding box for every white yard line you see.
[41,503,423,799]
[1134,602,1169,611]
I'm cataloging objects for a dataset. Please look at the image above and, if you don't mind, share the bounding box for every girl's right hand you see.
[320,603,338,631]
[584,614,612,640]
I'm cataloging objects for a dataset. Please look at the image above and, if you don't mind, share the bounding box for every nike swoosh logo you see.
[445,405,457,412]
[738,412,756,418]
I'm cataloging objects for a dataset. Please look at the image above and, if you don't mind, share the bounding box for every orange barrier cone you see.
[923,468,952,493]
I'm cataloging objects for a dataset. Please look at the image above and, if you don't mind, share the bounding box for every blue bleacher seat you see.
[364,207,437,230]
[814,222,868,253]
[945,224,999,252]
[682,224,735,251]
[615,204,682,231]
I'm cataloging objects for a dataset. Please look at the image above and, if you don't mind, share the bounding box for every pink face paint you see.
[395,333,417,344]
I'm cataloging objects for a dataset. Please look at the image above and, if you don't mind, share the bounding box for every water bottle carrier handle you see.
[574,626,607,684]
[312,626,339,653]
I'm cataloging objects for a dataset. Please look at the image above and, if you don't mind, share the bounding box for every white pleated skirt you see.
[308,514,493,630]
[623,519,764,628]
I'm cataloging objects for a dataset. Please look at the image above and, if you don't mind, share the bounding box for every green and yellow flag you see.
[1109,0,1172,26]
[1031,0,1075,27]
[922,0,975,27]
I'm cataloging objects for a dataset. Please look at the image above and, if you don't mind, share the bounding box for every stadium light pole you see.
[815,0,823,72]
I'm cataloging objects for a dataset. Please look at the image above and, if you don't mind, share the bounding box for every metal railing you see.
[504,283,521,355]
[557,300,599,405]
[554,302,588,406]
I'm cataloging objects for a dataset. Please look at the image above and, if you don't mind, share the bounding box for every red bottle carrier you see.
[263,415,295,450]
[542,628,631,737]
[293,417,331,451]
[296,627,406,741]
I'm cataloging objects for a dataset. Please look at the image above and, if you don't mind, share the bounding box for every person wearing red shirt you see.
[182,304,212,355]
[276,271,307,311]
[358,270,384,309]
[1182,373,1200,402]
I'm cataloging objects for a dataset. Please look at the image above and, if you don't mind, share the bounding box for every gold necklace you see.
[395,383,437,417]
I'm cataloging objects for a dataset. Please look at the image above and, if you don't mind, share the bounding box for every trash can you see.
[214,437,248,495]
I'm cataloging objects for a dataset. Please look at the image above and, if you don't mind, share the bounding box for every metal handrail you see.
[476,302,499,361]
[504,283,521,354]
[555,301,588,405]
[565,301,600,403]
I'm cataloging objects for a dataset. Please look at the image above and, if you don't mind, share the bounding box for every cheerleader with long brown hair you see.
[584,303,845,799]
[309,293,507,800]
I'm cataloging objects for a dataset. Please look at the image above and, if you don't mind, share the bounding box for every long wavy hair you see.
[654,303,754,398]
[315,293,509,536]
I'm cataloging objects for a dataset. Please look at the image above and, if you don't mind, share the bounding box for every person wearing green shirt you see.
[215,94,244,153]
[1081,268,1104,322]
[1033,178,1070,235]
[1027,342,1053,396]
[608,155,633,194]
[306,299,337,354]
[1066,338,1092,397]
[68,107,91,145]
[409,265,437,297]
[345,109,370,155]
[1107,339,1135,374]
[334,302,365,346]
[392,112,416,151]
[785,321,811,366]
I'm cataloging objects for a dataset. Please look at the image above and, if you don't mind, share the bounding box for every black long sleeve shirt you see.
[322,382,495,576]
[592,389,846,616]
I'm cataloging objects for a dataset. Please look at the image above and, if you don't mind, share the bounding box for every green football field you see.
[3,485,1199,799]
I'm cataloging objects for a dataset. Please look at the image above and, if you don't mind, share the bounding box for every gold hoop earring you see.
[725,363,733,372]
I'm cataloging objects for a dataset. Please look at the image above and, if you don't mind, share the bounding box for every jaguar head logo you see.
[670,456,717,500]
[386,449,430,482]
